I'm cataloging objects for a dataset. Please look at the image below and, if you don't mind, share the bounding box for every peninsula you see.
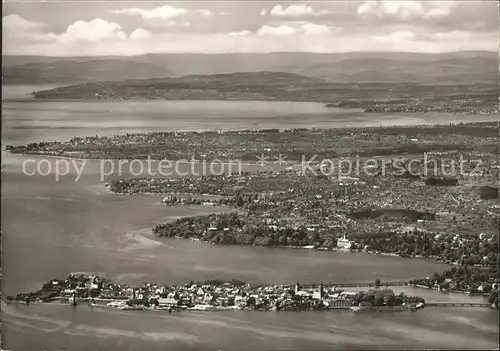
[6,122,500,161]
[27,72,499,115]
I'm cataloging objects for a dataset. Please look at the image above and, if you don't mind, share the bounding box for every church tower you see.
[295,280,301,294]
[320,281,324,299]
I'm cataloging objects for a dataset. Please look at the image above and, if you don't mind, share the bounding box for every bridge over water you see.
[425,302,492,307]
[301,281,409,289]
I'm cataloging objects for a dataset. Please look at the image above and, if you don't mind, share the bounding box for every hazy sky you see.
[3,1,499,55]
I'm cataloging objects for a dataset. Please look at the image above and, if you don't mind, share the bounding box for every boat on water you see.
[350,302,373,312]
[350,305,371,312]
[188,304,218,311]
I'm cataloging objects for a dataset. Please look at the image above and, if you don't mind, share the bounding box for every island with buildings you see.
[6,274,429,312]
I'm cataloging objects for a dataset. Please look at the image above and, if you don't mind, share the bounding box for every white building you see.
[337,234,352,251]
[158,298,179,307]
[208,221,218,231]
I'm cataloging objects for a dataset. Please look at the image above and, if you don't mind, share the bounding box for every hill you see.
[30,71,326,100]
[3,51,497,85]
[2,59,170,84]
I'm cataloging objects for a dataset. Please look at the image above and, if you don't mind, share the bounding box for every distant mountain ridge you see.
[2,51,497,84]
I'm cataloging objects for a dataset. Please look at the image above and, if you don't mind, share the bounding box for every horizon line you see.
[3,50,497,58]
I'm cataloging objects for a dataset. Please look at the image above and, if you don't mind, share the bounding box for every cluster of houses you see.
[410,275,499,295]
[14,274,367,312]
[364,101,500,115]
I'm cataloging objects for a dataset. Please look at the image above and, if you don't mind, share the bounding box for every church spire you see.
[295,280,301,293]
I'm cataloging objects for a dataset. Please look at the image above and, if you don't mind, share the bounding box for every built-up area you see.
[7,274,426,312]
[6,122,499,163]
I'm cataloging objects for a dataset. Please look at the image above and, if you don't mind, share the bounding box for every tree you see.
[236,196,245,207]
[310,231,320,243]
[353,292,365,305]
[374,292,384,306]
[439,281,450,290]
[383,293,394,306]
[247,296,256,307]
[483,283,492,294]
[489,290,498,307]
[374,279,381,288]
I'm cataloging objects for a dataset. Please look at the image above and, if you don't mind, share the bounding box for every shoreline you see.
[6,299,494,313]
[409,284,492,297]
[3,299,427,312]
[162,233,451,268]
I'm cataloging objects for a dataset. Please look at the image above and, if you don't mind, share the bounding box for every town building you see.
[337,234,352,251]
[327,298,351,309]
[208,221,218,231]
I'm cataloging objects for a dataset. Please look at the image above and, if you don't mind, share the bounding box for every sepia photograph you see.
[1,0,499,350]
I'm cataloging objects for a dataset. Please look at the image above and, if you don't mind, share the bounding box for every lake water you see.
[4,85,500,146]
[2,85,499,350]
